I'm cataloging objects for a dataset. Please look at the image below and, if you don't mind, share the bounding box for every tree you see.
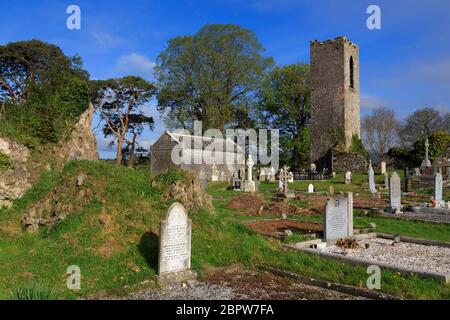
[90,76,156,165]
[0,39,87,105]
[411,131,450,164]
[258,63,310,169]
[362,107,399,161]
[155,24,273,131]
[398,107,448,147]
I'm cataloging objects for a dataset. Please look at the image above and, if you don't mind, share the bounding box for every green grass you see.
[0,164,449,300]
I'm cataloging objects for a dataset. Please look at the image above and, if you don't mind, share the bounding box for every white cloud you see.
[116,53,156,79]
[92,32,125,47]
[361,95,390,112]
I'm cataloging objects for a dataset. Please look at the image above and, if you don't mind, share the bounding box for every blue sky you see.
[1,0,449,158]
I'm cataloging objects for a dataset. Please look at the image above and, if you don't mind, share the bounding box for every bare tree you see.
[362,108,399,161]
[398,107,446,147]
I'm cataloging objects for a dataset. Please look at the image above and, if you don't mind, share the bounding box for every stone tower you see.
[310,36,361,169]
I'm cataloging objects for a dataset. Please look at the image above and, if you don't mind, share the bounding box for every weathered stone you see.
[157,202,197,287]
[324,194,353,242]
[435,173,443,202]
[389,172,402,213]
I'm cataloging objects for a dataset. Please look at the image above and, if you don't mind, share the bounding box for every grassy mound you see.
[0,161,198,299]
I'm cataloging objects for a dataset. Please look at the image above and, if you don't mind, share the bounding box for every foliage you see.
[258,63,310,169]
[90,76,156,165]
[362,107,399,161]
[349,134,370,160]
[0,40,89,144]
[10,281,58,300]
[0,151,13,171]
[398,107,449,147]
[411,131,450,164]
[155,24,273,131]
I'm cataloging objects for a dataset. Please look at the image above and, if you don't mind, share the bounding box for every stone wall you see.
[331,148,367,173]
[310,36,361,165]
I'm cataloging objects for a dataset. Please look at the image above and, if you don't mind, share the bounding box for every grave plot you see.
[245,219,323,238]
[294,234,450,284]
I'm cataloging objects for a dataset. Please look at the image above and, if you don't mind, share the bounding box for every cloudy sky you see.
[1,0,449,158]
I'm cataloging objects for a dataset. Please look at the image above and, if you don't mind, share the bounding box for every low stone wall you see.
[331,149,367,173]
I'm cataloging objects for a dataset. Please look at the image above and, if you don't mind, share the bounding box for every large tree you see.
[90,76,156,165]
[258,63,310,169]
[0,39,87,105]
[362,107,399,161]
[155,24,273,131]
[398,107,449,147]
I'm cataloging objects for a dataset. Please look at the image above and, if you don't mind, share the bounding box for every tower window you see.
[350,56,354,88]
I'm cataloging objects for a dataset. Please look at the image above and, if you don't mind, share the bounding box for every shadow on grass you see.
[138,231,159,271]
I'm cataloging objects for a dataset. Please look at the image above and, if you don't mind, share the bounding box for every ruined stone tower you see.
[310,36,361,170]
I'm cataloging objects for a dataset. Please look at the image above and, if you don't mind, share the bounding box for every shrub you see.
[10,281,58,300]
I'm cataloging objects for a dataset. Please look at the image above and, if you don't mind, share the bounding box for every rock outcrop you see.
[0,103,98,208]
[0,138,32,208]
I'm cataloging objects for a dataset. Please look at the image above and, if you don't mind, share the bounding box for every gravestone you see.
[288,172,294,183]
[310,163,317,173]
[324,194,353,243]
[380,162,387,174]
[211,163,218,182]
[435,173,443,202]
[384,172,389,189]
[414,168,421,176]
[345,171,352,184]
[368,164,377,193]
[405,176,413,193]
[246,155,256,193]
[219,170,224,181]
[278,179,284,193]
[308,184,314,193]
[389,172,402,214]
[421,138,432,168]
[157,203,197,286]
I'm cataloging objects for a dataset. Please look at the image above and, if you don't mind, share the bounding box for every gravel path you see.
[127,270,367,300]
[322,238,450,275]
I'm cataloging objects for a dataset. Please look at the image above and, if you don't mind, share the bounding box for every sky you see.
[1,0,449,158]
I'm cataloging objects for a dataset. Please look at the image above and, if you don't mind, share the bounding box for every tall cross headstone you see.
[421,138,432,168]
[389,172,402,214]
[435,172,443,202]
[368,162,377,193]
[246,155,256,192]
[157,203,197,286]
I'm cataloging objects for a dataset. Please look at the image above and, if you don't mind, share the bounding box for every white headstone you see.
[324,195,353,242]
[308,184,314,193]
[157,203,197,286]
[368,165,376,193]
[389,172,402,213]
[435,173,443,202]
[414,168,421,176]
[345,171,352,184]
[310,163,317,172]
[380,162,387,174]
[288,172,294,183]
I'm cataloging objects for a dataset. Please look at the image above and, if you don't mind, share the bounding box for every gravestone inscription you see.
[157,203,197,286]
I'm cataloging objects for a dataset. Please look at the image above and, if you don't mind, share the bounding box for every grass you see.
[0,163,449,300]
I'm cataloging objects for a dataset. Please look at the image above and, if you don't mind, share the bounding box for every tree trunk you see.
[116,134,125,165]
[127,133,137,168]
